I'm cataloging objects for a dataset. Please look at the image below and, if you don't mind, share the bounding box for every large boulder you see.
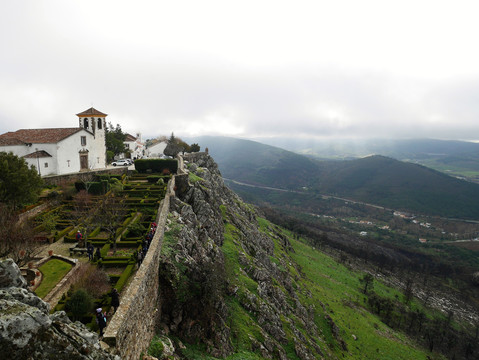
[0,259,119,360]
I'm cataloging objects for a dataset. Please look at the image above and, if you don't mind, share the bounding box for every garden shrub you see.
[109,178,123,192]
[134,159,178,174]
[126,222,147,237]
[83,181,109,195]
[98,175,110,182]
[70,263,111,299]
[65,288,93,321]
[75,181,86,192]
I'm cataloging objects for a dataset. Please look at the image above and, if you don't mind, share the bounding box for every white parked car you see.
[111,159,130,166]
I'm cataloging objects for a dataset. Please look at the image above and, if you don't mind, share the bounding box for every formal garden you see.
[29,159,177,332]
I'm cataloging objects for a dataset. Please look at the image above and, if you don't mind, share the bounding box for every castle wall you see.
[102,174,176,359]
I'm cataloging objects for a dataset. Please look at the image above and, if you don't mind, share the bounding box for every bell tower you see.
[76,107,108,168]
[76,107,108,137]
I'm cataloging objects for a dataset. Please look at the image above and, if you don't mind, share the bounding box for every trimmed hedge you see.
[115,264,135,292]
[100,243,110,258]
[115,240,141,248]
[75,181,110,195]
[109,274,121,286]
[89,226,102,238]
[146,175,170,184]
[54,226,73,241]
[134,159,178,174]
[100,259,130,268]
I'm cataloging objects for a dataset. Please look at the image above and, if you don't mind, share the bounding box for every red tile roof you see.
[124,133,137,142]
[76,107,108,117]
[23,150,52,158]
[0,128,83,145]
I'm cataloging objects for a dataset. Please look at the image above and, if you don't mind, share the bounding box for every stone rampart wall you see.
[43,167,128,186]
[183,151,207,164]
[103,175,176,359]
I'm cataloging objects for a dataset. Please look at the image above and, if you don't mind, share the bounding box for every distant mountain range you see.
[254,137,479,182]
[187,136,479,219]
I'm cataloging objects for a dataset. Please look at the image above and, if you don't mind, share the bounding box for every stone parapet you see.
[43,167,128,186]
[103,175,176,359]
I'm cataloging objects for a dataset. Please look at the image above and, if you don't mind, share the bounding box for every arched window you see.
[83,118,89,129]
[97,118,102,129]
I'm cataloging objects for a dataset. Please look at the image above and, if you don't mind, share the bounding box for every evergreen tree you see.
[105,122,127,158]
[0,151,43,209]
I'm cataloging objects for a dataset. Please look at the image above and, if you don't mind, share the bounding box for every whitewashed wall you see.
[56,130,105,174]
[146,141,167,158]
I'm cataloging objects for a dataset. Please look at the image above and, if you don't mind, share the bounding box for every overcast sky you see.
[1,0,479,142]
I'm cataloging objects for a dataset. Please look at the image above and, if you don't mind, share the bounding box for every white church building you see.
[0,107,108,176]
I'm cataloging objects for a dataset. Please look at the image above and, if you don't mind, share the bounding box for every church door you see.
[80,153,88,170]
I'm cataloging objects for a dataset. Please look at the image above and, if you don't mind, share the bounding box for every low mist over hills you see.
[254,137,479,160]
[188,136,479,219]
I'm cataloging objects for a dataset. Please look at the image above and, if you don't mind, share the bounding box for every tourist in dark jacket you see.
[94,247,101,261]
[96,308,107,337]
[87,243,94,261]
[111,288,120,313]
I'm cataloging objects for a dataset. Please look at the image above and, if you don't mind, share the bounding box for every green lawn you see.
[287,231,444,359]
[35,259,73,298]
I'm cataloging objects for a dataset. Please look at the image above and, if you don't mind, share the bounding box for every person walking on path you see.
[87,243,94,261]
[95,308,107,337]
[137,249,143,268]
[94,247,101,261]
[110,288,120,313]
[76,230,83,247]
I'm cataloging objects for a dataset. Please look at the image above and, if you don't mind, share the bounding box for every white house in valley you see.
[0,107,108,176]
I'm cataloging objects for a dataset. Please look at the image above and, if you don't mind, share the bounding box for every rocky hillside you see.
[155,154,435,359]
[0,259,118,360]
[159,154,329,359]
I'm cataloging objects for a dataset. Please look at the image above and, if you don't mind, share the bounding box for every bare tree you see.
[93,194,127,253]
[76,170,96,194]
[0,204,41,266]
[71,190,96,247]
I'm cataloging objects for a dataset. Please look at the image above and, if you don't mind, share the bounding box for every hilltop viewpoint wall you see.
[103,175,176,359]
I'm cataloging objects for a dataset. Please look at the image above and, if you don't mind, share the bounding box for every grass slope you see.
[167,215,443,359]
[288,235,437,359]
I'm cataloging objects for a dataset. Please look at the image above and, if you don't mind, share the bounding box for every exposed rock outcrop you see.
[158,153,328,359]
[0,259,118,360]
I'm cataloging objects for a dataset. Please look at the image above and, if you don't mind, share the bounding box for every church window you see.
[81,136,87,146]
[67,160,70,167]
[83,118,89,128]
[44,163,48,168]
[97,118,102,129]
